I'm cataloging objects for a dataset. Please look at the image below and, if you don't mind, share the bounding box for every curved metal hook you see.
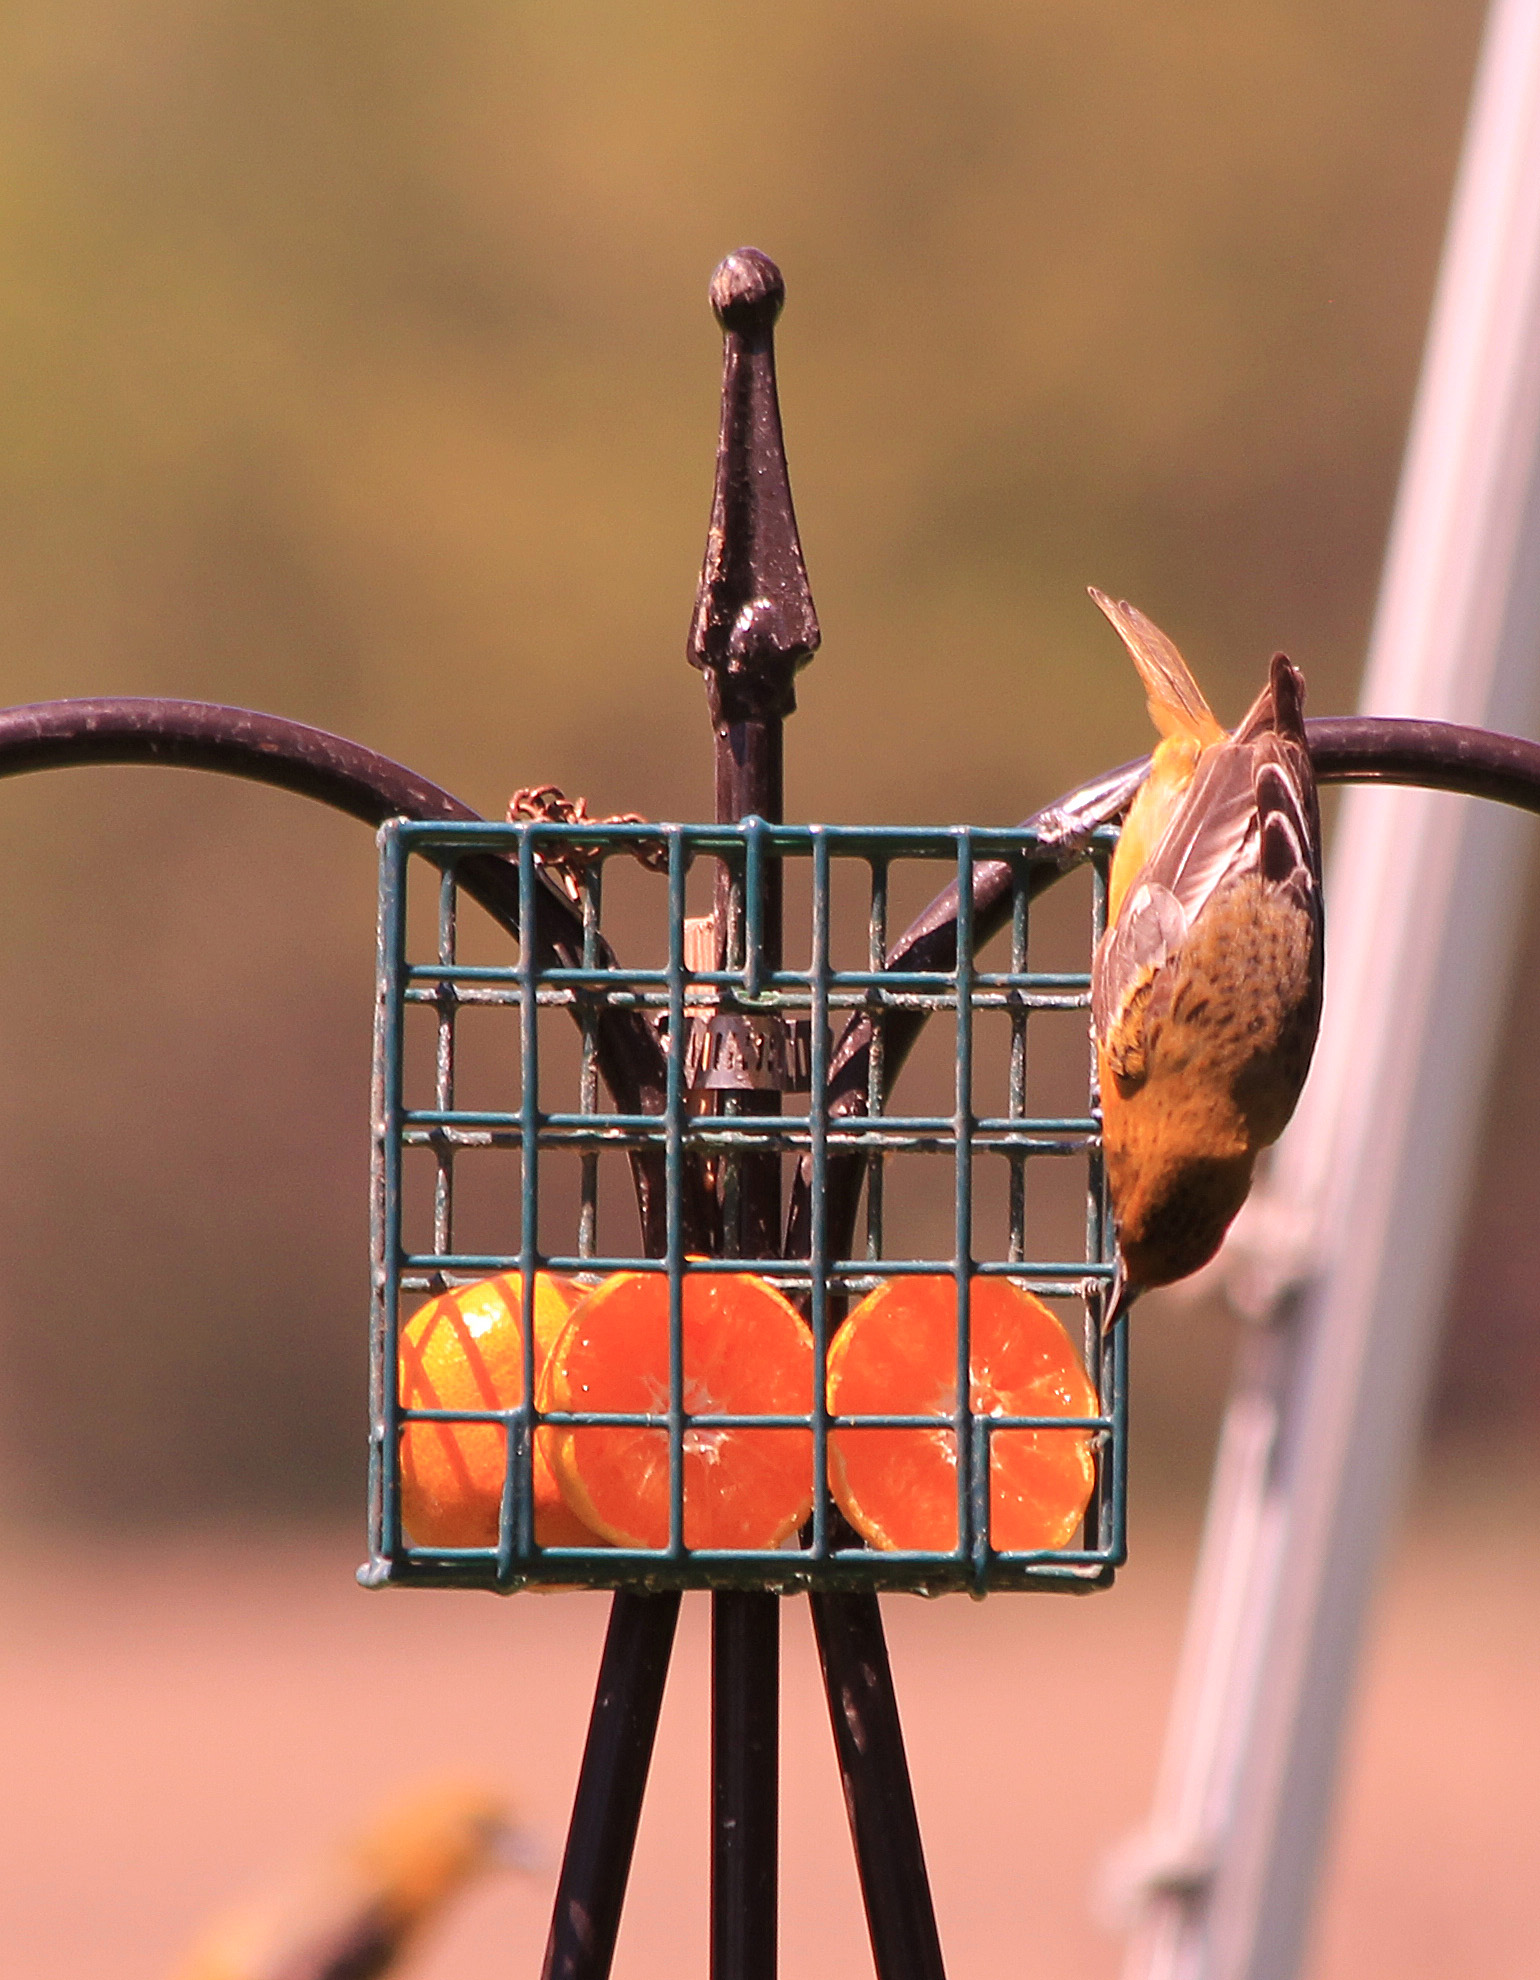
[2,693,1537,1274]
[783,712,1540,1263]
[0,695,712,1252]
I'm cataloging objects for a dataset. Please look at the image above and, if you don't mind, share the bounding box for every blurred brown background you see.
[0,0,1521,1522]
[1,4,1536,1975]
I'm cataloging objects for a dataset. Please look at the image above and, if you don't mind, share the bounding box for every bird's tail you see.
[1233,648,1308,747]
[1088,588,1226,749]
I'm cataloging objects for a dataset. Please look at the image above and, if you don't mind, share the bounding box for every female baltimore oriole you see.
[169,1782,530,1980]
[1088,589,1323,1324]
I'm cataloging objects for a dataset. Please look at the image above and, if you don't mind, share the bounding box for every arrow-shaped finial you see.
[688,248,820,725]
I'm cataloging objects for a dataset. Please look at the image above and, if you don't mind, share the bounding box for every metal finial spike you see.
[709,247,784,333]
[688,247,820,725]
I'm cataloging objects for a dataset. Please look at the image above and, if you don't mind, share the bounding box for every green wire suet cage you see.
[367,816,1128,1596]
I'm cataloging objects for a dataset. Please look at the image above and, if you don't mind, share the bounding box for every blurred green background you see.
[0,0,1526,1524]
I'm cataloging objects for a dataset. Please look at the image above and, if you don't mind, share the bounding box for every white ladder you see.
[1116,4,1540,1975]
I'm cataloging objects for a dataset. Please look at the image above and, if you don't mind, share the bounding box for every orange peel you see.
[399,1270,604,1549]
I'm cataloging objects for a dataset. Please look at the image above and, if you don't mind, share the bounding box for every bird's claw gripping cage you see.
[368,816,1128,1596]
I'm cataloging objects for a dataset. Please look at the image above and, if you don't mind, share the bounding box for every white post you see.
[1114,2,1540,1975]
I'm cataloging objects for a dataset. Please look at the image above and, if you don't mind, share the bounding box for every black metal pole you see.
[690,246,818,1980]
[541,1591,682,1980]
[710,1580,781,1979]
[690,245,953,1980]
[809,1592,947,1980]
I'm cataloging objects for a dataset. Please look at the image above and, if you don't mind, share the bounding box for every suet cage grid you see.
[366,815,1128,1597]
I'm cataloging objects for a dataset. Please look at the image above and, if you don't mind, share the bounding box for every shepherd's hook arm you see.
[0,693,721,1255]
[784,711,1540,1260]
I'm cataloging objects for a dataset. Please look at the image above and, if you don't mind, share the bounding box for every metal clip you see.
[685,1012,812,1092]
[666,912,813,1093]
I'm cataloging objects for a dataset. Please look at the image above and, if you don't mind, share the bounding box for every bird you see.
[167,1781,537,1980]
[1087,588,1323,1324]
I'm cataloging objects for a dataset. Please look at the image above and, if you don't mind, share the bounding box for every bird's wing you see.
[1093,654,1321,1048]
[266,1901,399,1980]
[1088,589,1226,747]
[168,1879,399,1980]
[1142,739,1262,922]
[1093,742,1256,1044]
[1091,880,1187,1042]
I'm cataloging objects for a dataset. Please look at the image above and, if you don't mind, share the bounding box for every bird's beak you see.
[1100,1258,1136,1335]
[490,1820,551,1877]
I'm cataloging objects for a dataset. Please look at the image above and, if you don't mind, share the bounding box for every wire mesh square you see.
[363,819,1127,1596]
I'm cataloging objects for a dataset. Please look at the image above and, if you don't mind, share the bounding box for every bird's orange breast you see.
[1106,733,1204,926]
[1098,872,1321,1287]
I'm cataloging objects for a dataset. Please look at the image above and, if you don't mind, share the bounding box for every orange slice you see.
[826,1275,1098,1552]
[398,1270,605,1549]
[542,1271,815,1550]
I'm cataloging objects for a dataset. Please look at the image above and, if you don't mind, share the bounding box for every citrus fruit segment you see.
[826,1276,1098,1552]
[398,1271,604,1549]
[542,1271,815,1550]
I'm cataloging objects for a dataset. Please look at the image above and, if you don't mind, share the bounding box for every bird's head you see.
[351,1782,534,1929]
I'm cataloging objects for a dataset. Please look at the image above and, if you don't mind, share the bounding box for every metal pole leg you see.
[811,1591,947,1980]
[542,1591,681,1980]
[712,1590,781,1980]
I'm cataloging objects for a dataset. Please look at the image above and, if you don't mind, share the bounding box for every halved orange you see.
[542,1271,815,1550]
[398,1270,605,1549]
[826,1275,1098,1552]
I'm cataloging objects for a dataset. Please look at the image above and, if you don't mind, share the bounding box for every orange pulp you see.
[542,1270,815,1550]
[826,1275,1098,1552]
